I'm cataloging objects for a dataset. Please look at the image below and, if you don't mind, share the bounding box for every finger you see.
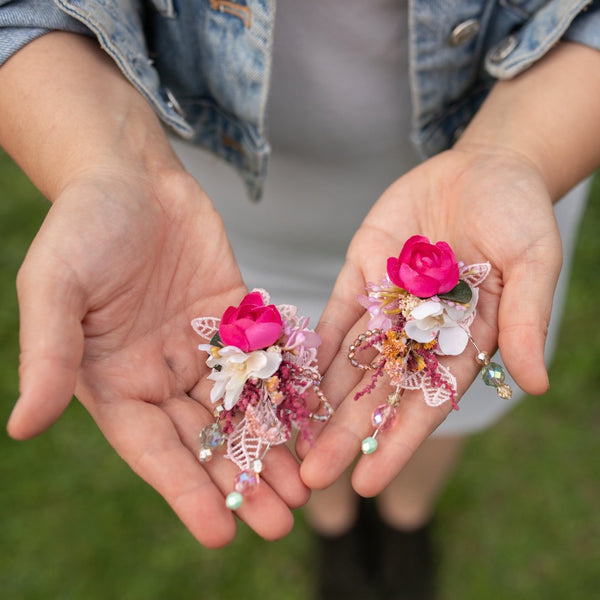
[295,313,372,459]
[7,252,85,439]
[87,392,301,544]
[301,322,398,486]
[300,378,384,489]
[81,394,238,548]
[350,394,451,496]
[296,255,379,459]
[497,238,562,395]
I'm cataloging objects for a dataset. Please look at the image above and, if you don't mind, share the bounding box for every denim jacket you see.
[1,0,599,200]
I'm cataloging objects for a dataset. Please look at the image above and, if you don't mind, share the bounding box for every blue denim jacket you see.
[1,0,599,200]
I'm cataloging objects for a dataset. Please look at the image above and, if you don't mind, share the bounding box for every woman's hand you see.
[300,40,600,498]
[7,165,309,547]
[2,33,308,548]
[299,146,561,495]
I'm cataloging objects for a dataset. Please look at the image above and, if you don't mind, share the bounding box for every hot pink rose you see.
[219,292,283,352]
[387,235,459,298]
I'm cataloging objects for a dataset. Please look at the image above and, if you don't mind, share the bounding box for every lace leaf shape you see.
[277,303,299,323]
[225,396,288,471]
[460,262,491,288]
[400,363,457,407]
[191,317,220,341]
[225,422,271,471]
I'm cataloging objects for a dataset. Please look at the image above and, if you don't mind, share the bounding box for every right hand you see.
[7,161,310,547]
[2,31,309,547]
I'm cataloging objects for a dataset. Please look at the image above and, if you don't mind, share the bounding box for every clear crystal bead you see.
[199,423,226,449]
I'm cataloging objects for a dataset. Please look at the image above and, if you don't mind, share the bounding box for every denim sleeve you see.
[0,0,93,67]
[563,0,600,51]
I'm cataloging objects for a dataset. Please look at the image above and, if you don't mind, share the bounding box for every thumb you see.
[7,254,85,439]
[497,239,562,395]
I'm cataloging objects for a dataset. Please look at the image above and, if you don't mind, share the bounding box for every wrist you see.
[0,32,179,200]
[454,42,600,201]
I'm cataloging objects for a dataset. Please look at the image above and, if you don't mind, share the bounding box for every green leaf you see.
[209,331,223,347]
[438,280,472,304]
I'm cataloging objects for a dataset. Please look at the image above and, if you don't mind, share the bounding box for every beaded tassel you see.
[351,336,513,456]
[475,350,513,399]
[198,407,271,510]
[361,390,402,454]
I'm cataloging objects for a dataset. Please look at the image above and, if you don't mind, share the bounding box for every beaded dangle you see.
[197,402,275,510]
[192,289,333,509]
[473,345,513,400]
[349,236,512,455]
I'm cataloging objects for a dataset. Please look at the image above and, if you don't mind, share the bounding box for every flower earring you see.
[349,235,512,454]
[192,290,332,509]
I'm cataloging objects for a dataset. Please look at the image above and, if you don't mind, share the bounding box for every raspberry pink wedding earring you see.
[348,236,512,455]
[191,290,332,509]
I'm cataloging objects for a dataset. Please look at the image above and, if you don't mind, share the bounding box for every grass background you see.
[1,150,598,599]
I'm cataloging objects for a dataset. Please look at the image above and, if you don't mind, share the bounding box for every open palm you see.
[8,167,309,547]
[300,147,562,496]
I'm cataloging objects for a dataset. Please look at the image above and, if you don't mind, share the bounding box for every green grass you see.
[1,150,599,599]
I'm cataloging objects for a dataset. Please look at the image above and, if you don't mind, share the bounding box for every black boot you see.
[375,517,436,600]
[314,498,381,600]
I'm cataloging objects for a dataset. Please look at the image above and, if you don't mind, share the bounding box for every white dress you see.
[172,0,589,435]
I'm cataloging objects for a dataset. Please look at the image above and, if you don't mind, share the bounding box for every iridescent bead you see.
[234,470,260,495]
[481,362,505,387]
[372,404,396,432]
[361,436,378,455]
[199,423,226,449]
[225,491,243,510]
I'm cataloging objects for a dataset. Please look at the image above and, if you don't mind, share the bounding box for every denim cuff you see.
[564,0,600,51]
[0,0,92,67]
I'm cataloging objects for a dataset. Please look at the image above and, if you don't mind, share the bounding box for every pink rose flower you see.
[387,235,459,298]
[219,291,283,352]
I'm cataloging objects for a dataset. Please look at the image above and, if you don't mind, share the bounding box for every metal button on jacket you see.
[449,19,480,46]
[488,34,519,63]
[165,87,186,117]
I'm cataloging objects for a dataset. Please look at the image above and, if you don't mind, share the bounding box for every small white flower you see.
[404,289,479,355]
[199,345,282,409]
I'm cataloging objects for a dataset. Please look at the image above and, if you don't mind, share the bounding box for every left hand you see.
[298,145,562,495]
